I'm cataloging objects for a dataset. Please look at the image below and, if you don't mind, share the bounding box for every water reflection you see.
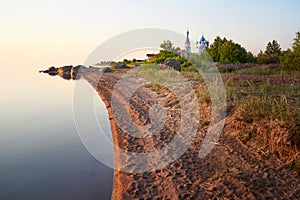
[31,67,114,199]
[39,65,86,80]
[39,65,113,81]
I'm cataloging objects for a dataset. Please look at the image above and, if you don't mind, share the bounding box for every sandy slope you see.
[83,69,299,200]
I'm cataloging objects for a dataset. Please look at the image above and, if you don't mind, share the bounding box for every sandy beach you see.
[83,69,299,200]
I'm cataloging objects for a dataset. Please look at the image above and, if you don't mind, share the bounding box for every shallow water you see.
[0,72,114,200]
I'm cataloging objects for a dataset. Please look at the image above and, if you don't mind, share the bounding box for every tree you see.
[264,40,282,64]
[123,58,129,64]
[208,37,250,63]
[257,50,268,64]
[207,36,224,62]
[246,51,257,63]
[291,32,300,69]
[281,32,300,70]
[160,40,180,52]
[257,40,282,64]
[265,40,282,55]
[280,49,293,67]
[219,40,236,63]
[292,32,300,54]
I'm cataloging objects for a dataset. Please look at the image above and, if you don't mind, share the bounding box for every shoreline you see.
[83,71,126,199]
[83,69,300,199]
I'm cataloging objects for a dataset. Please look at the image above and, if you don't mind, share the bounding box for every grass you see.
[178,67,300,174]
[181,69,299,124]
[285,158,300,175]
[216,63,300,77]
[137,64,299,127]
[225,76,300,126]
[235,64,282,75]
[180,71,203,82]
[224,69,300,174]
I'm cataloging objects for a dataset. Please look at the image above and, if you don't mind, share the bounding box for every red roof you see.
[146,53,157,57]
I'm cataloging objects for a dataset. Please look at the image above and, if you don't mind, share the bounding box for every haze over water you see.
[0,68,114,199]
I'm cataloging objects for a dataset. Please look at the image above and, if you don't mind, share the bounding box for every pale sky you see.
[1,0,300,72]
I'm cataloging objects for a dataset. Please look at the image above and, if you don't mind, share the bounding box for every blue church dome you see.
[201,36,205,41]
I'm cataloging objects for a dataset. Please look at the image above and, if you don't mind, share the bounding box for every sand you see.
[83,69,300,200]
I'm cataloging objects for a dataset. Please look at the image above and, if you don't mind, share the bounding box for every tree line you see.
[207,32,300,70]
[159,31,300,70]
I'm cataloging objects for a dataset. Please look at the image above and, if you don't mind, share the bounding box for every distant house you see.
[146,53,158,61]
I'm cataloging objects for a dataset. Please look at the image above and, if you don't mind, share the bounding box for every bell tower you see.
[185,29,192,57]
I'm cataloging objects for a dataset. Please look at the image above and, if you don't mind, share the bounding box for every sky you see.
[1,0,300,73]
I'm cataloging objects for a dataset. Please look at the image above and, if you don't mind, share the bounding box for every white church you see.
[179,29,207,58]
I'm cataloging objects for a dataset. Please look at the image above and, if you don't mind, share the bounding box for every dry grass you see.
[223,72,300,174]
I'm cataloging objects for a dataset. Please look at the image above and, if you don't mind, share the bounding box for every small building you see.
[146,53,158,61]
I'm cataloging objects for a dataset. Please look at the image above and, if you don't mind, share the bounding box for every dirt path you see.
[83,70,300,200]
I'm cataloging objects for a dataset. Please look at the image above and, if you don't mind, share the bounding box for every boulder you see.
[48,66,58,75]
[113,62,130,69]
[103,67,113,73]
[61,65,73,73]
[162,59,181,71]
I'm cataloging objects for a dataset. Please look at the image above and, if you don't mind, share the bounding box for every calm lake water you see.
[0,71,114,200]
